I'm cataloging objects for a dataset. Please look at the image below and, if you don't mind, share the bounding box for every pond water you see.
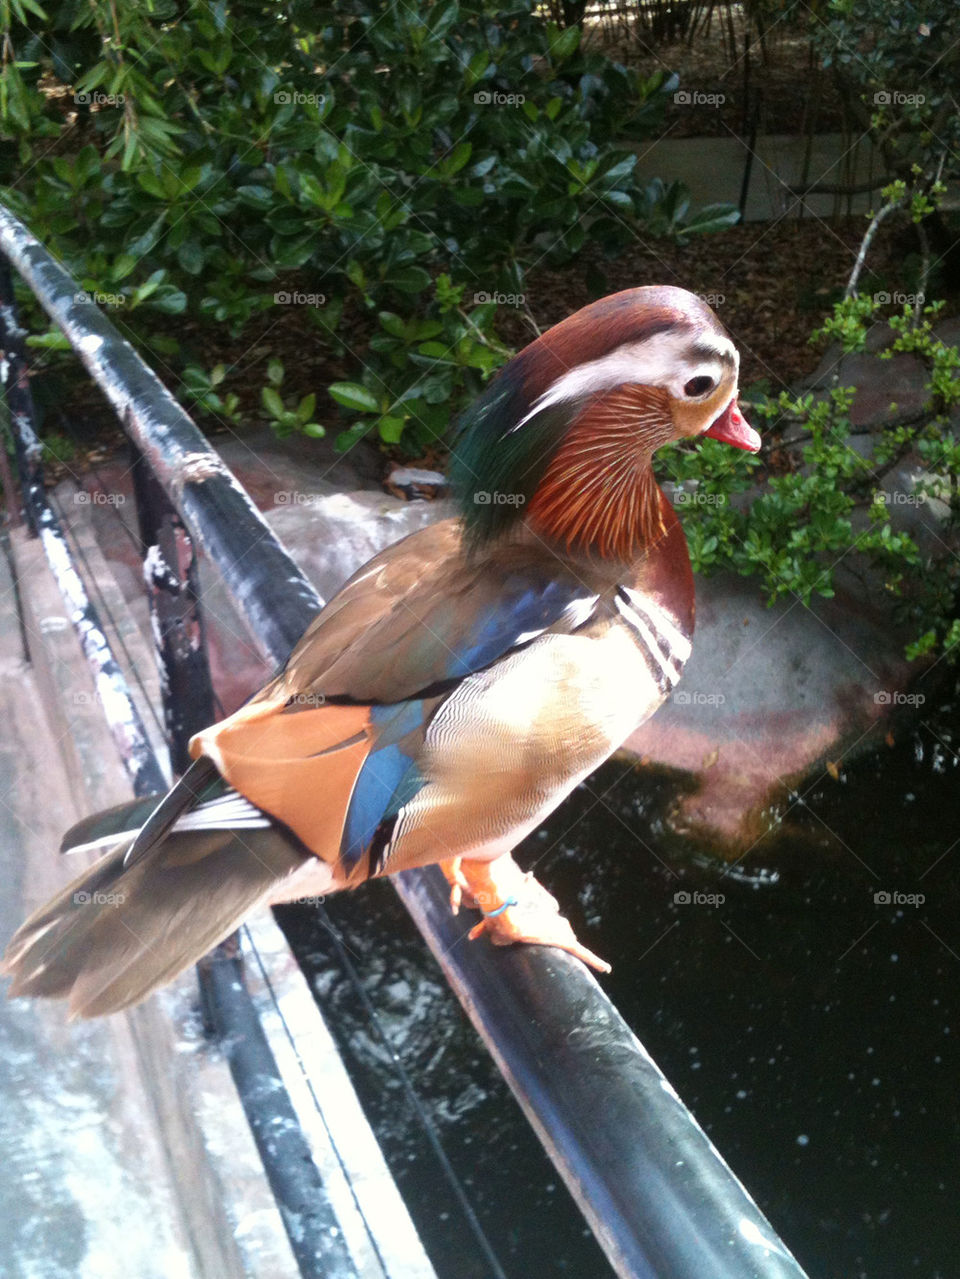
[278,676,960,1279]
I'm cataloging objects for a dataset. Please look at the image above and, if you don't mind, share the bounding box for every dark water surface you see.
[278,681,960,1279]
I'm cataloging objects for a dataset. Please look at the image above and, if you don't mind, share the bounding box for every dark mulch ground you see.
[584,7,848,140]
[518,213,905,392]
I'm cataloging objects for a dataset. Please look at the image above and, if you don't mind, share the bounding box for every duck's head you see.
[451,286,759,560]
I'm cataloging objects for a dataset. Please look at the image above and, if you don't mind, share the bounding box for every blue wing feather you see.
[442,574,588,678]
[341,701,426,870]
[340,572,596,868]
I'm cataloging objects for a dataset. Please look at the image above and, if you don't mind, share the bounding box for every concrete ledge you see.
[0,526,300,1279]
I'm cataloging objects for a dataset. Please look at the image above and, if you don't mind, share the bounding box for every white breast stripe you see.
[621,588,692,664]
[614,594,682,687]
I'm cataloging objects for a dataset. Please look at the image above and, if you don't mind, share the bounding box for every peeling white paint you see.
[37,515,160,789]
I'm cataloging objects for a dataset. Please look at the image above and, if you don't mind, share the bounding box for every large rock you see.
[195,487,921,851]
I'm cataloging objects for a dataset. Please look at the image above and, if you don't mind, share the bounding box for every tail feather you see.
[59,796,165,855]
[2,811,314,1018]
[122,755,220,868]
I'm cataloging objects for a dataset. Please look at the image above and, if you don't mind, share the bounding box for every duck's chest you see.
[608,583,692,698]
[458,583,691,768]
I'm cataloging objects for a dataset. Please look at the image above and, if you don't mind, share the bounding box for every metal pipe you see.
[0,202,811,1279]
[125,396,359,1279]
[131,444,217,775]
[0,210,317,667]
[197,939,361,1279]
[0,256,41,532]
[0,263,168,798]
[0,298,363,1276]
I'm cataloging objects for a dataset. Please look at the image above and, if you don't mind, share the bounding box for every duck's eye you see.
[684,375,715,398]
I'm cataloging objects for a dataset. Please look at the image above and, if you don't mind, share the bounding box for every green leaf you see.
[136,171,167,199]
[329,382,380,413]
[148,287,187,314]
[385,265,431,293]
[378,311,407,338]
[261,387,285,417]
[176,240,205,275]
[683,203,740,236]
[26,330,71,350]
[237,184,273,209]
[127,213,168,258]
[464,50,489,89]
[377,414,406,443]
[442,141,472,177]
[548,25,581,63]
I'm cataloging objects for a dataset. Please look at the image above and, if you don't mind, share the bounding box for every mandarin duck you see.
[1,286,759,1017]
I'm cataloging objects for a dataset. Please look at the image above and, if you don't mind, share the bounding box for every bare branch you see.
[845,196,904,299]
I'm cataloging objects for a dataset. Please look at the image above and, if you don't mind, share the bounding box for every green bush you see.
[0,0,736,451]
[658,294,960,664]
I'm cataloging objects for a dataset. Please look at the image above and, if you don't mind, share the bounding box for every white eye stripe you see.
[509,331,737,433]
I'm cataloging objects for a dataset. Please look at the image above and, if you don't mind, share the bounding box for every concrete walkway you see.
[635,131,882,222]
[0,527,300,1278]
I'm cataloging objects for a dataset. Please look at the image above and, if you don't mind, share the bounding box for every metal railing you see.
[0,202,811,1279]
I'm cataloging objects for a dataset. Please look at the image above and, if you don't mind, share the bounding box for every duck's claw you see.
[440,856,469,914]
[444,853,611,974]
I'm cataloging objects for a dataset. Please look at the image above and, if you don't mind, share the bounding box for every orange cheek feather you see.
[526,384,672,560]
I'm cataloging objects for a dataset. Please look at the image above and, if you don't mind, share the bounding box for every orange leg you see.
[439,854,611,974]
